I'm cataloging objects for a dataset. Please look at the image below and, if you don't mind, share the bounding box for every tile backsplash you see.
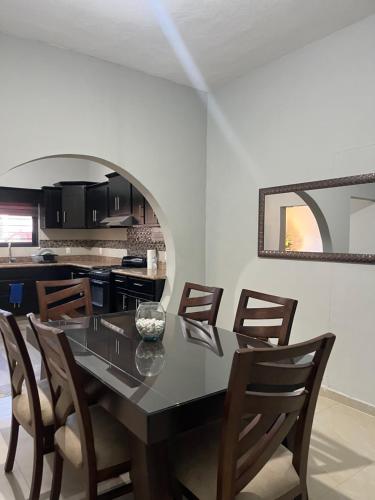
[40,226,165,258]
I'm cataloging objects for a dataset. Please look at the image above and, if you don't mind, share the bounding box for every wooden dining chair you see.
[0,309,54,500]
[178,282,224,326]
[36,277,93,322]
[173,332,335,500]
[233,289,298,345]
[28,313,133,500]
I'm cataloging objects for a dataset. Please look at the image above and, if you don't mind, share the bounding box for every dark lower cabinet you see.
[112,274,165,312]
[0,266,76,316]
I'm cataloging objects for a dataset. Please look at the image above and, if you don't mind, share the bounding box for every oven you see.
[89,269,112,314]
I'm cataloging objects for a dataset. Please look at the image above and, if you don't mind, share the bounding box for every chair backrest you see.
[0,309,43,434]
[178,282,223,326]
[36,278,93,322]
[27,313,96,472]
[233,289,297,345]
[217,333,335,499]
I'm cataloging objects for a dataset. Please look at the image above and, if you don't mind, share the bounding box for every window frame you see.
[0,214,39,247]
[0,186,41,248]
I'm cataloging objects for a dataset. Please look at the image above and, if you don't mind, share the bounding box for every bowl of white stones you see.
[135,302,166,341]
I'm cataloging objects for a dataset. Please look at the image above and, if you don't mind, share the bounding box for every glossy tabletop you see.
[51,311,271,417]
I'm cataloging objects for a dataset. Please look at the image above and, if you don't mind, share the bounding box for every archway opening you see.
[0,154,175,309]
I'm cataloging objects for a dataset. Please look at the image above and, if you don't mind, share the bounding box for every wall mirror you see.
[258,173,375,264]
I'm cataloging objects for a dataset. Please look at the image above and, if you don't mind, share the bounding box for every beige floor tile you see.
[315,395,339,414]
[333,462,375,500]
[313,402,375,463]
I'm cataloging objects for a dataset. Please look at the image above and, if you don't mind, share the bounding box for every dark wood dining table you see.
[35,311,297,500]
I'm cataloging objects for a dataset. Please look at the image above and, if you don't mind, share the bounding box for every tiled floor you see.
[0,321,374,498]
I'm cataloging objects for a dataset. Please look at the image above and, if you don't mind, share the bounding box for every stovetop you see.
[91,265,123,272]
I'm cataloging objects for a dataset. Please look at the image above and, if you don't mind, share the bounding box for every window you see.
[0,201,38,246]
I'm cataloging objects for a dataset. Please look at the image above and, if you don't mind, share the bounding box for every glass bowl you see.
[135,301,166,341]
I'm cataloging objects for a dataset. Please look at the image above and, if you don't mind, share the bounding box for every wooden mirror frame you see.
[258,172,375,264]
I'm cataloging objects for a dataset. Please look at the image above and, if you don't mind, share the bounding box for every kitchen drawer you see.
[125,276,154,296]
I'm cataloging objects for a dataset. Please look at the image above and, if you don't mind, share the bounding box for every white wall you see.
[206,15,375,405]
[0,33,207,312]
[0,157,111,188]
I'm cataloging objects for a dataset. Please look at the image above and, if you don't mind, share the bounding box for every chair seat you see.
[13,378,54,428]
[54,405,131,471]
[174,422,300,500]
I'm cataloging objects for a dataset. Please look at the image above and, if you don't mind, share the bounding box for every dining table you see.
[36,311,301,500]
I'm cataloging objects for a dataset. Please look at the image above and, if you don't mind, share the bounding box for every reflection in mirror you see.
[259,174,375,263]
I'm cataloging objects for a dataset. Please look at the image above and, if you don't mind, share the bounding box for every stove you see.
[89,257,147,314]
[90,265,123,281]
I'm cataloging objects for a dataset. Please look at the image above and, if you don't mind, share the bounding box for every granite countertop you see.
[0,260,166,280]
[112,267,167,280]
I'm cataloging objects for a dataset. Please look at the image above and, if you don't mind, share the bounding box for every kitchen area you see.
[0,157,166,318]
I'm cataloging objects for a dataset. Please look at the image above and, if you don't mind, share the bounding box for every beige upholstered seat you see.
[12,378,54,428]
[54,405,130,470]
[174,423,299,500]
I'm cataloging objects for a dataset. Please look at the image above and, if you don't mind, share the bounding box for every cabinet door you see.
[131,186,145,224]
[41,187,62,228]
[86,183,108,228]
[62,185,87,228]
[108,174,131,216]
[144,199,159,225]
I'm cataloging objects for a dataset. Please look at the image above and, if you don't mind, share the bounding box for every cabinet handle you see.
[95,209,97,222]
[133,282,143,287]
[122,294,125,310]
[56,210,60,223]
[63,211,66,223]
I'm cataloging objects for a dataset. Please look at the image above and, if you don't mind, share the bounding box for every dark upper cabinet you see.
[145,199,159,226]
[40,187,62,229]
[86,182,108,228]
[61,184,88,228]
[131,185,145,225]
[107,173,131,216]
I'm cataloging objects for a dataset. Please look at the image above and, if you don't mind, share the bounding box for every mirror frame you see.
[258,172,375,264]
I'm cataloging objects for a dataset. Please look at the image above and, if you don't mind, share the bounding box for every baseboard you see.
[321,386,375,417]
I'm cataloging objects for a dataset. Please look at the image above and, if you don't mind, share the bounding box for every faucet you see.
[8,242,16,263]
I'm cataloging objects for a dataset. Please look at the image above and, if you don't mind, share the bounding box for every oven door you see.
[90,279,111,314]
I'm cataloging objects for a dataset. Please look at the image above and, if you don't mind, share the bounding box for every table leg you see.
[129,434,173,500]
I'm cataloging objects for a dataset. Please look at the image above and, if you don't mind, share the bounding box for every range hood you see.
[100,215,138,227]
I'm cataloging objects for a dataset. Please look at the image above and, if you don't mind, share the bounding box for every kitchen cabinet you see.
[107,173,131,216]
[144,199,159,226]
[0,265,72,315]
[86,182,108,228]
[61,183,88,228]
[111,274,165,312]
[40,187,62,229]
[131,185,145,224]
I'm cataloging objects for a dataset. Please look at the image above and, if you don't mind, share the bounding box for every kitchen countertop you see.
[0,260,166,280]
[111,267,167,280]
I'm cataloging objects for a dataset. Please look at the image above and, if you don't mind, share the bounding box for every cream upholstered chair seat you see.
[12,378,54,428]
[54,405,131,470]
[174,422,300,500]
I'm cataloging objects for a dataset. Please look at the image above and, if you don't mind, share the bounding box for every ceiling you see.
[1,0,374,90]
